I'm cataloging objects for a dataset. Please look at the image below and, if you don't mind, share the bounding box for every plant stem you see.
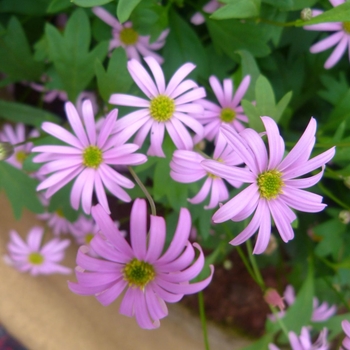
[245,240,265,290]
[318,181,350,210]
[198,291,210,350]
[235,245,259,285]
[127,166,157,216]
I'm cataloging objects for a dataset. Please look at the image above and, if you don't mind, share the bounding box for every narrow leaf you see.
[117,0,142,23]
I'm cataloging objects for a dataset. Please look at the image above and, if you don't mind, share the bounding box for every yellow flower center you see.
[85,233,94,244]
[56,208,65,218]
[149,95,175,122]
[343,22,350,34]
[28,252,44,265]
[123,258,155,290]
[15,150,27,163]
[257,170,284,200]
[83,146,103,169]
[120,27,139,45]
[220,107,236,123]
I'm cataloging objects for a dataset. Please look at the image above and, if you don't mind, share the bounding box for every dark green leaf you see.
[162,10,208,80]
[0,100,60,127]
[207,19,270,58]
[95,48,133,102]
[0,0,50,15]
[211,0,260,19]
[0,161,44,219]
[45,9,108,101]
[72,0,113,7]
[0,17,44,81]
[47,0,72,13]
[117,0,142,23]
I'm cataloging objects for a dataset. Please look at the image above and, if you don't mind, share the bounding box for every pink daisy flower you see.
[32,100,147,215]
[269,285,336,322]
[109,56,205,157]
[191,0,222,25]
[70,214,126,245]
[92,7,169,64]
[37,209,75,236]
[68,199,214,329]
[195,75,251,143]
[0,123,38,169]
[269,327,329,350]
[201,117,335,254]
[342,320,350,350]
[170,140,242,209]
[4,226,71,276]
[304,0,350,69]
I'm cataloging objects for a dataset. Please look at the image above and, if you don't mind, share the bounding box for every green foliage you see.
[207,19,271,59]
[211,0,261,20]
[0,0,50,15]
[162,10,208,80]
[0,17,44,82]
[242,75,292,131]
[72,0,113,7]
[0,100,60,127]
[0,161,44,219]
[47,0,72,13]
[117,0,142,23]
[45,9,108,101]
[95,48,133,102]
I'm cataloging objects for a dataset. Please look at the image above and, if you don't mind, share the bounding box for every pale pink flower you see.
[32,100,147,215]
[4,226,71,275]
[70,214,126,245]
[0,123,38,169]
[170,140,242,209]
[191,0,222,25]
[37,210,75,236]
[269,327,329,350]
[109,57,205,157]
[342,320,350,350]
[92,7,169,64]
[269,285,336,322]
[304,0,350,69]
[195,75,250,143]
[68,199,214,329]
[201,117,335,254]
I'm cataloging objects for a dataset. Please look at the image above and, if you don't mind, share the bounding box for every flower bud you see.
[301,8,312,21]
[0,142,14,161]
[339,210,350,224]
[264,288,285,311]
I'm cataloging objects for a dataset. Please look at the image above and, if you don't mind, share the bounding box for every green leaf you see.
[0,17,44,81]
[47,0,72,13]
[255,75,276,115]
[0,0,50,15]
[241,334,274,350]
[207,19,270,58]
[117,0,142,23]
[162,10,208,80]
[0,162,44,219]
[274,91,292,121]
[45,9,109,101]
[0,100,60,127]
[235,50,260,101]
[296,1,350,26]
[242,99,263,131]
[211,0,260,19]
[72,0,113,7]
[95,48,133,102]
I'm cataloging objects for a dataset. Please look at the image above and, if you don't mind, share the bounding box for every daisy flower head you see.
[109,56,205,157]
[4,226,71,276]
[191,0,222,25]
[342,320,350,350]
[201,117,335,254]
[32,99,147,215]
[269,327,329,350]
[37,209,75,236]
[92,7,169,64]
[195,75,251,143]
[304,0,350,69]
[0,123,38,169]
[170,140,242,209]
[68,199,214,329]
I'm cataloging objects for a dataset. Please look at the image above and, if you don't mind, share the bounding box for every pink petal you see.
[145,216,166,262]
[209,76,225,106]
[148,122,165,157]
[252,200,271,254]
[70,168,89,210]
[92,6,122,30]
[310,31,343,53]
[32,145,82,156]
[81,168,95,214]
[171,80,199,100]
[82,100,96,145]
[174,87,206,105]
[130,198,147,260]
[94,171,110,214]
[188,177,212,204]
[144,56,166,94]
[64,102,89,147]
[144,286,168,320]
[324,34,349,69]
[174,112,204,139]
[97,109,118,149]
[96,279,127,306]
[232,75,251,107]
[109,94,149,107]
[27,227,44,251]
[268,200,294,242]
[166,63,196,97]
[166,118,193,150]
